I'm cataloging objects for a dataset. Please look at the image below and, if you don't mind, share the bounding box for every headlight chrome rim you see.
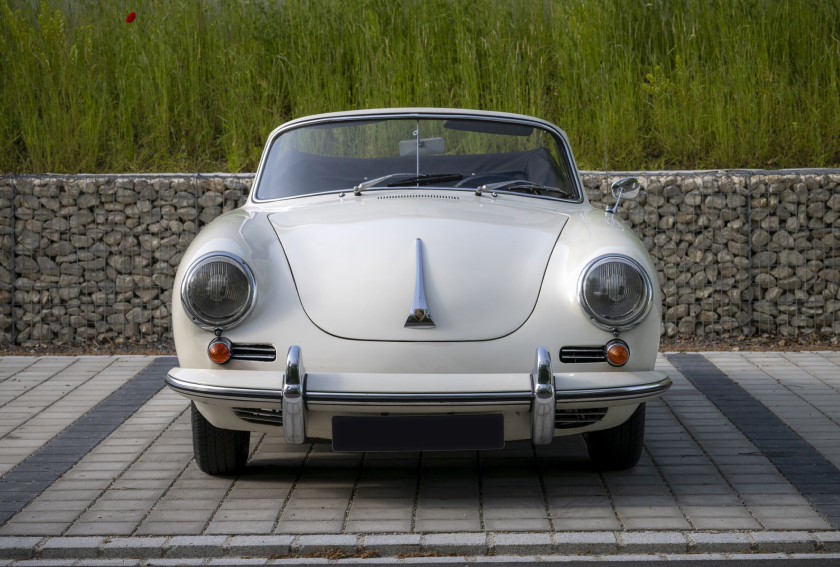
[181,252,257,331]
[578,254,653,332]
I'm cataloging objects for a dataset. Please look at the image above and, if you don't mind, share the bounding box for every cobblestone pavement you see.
[0,352,839,564]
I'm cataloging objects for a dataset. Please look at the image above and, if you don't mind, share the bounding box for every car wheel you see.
[191,402,250,475]
[584,403,645,470]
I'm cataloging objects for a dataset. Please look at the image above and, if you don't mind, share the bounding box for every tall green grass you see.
[1,0,839,173]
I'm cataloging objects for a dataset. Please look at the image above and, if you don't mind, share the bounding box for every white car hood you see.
[269,193,568,341]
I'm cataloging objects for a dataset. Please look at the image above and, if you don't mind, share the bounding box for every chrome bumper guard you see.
[166,345,672,446]
[282,345,305,444]
[531,347,555,445]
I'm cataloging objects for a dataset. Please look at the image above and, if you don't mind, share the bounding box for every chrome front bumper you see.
[166,345,672,445]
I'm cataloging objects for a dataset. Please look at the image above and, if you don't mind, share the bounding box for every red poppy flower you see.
[125,12,136,23]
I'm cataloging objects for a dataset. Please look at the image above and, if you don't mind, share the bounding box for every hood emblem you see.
[405,239,436,328]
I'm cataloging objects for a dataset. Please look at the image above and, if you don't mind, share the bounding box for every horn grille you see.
[233,407,283,427]
[554,407,608,429]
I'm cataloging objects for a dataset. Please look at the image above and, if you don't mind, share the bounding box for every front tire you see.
[584,403,645,470]
[191,402,250,475]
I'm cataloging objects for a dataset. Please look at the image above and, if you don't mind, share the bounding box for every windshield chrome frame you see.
[250,109,586,205]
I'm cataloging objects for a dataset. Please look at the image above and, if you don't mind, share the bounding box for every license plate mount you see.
[332,414,504,452]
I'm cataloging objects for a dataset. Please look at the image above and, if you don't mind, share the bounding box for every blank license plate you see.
[332,414,504,452]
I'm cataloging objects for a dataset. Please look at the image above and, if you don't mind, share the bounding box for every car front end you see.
[166,109,670,474]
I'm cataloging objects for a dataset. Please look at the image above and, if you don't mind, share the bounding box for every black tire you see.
[191,402,250,475]
[584,403,645,470]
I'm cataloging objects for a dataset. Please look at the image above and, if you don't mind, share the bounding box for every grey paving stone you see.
[77,560,142,566]
[690,516,761,530]
[688,532,752,553]
[296,535,359,555]
[135,522,208,536]
[760,516,832,530]
[344,508,412,521]
[39,536,104,559]
[362,534,421,555]
[274,520,344,534]
[482,507,548,520]
[815,531,840,552]
[620,516,691,530]
[280,510,344,523]
[208,559,269,566]
[344,520,413,533]
[65,522,139,537]
[5,561,77,566]
[619,531,689,553]
[227,535,294,557]
[101,537,167,558]
[0,523,69,537]
[750,530,816,553]
[553,517,622,531]
[205,521,276,535]
[491,532,553,554]
[416,518,483,531]
[554,532,618,555]
[483,519,550,532]
[164,535,228,558]
[0,537,42,559]
[0,537,43,559]
[422,533,487,555]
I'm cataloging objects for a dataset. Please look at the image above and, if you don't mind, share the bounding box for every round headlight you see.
[579,255,652,331]
[181,253,256,330]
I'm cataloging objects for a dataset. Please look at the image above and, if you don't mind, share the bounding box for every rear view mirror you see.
[606,177,640,214]
[611,177,640,200]
[399,137,445,157]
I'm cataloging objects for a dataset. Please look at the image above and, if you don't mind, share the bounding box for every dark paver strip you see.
[667,353,840,528]
[0,357,176,526]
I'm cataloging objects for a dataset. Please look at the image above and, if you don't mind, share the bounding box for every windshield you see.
[254,116,579,201]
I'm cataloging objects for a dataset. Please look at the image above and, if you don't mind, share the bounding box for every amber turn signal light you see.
[605,340,630,367]
[208,338,232,364]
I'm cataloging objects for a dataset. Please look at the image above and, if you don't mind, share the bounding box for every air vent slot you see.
[376,194,459,200]
[230,344,276,362]
[233,407,283,427]
[559,346,607,364]
[554,407,608,429]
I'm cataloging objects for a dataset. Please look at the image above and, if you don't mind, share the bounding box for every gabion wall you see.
[0,175,251,345]
[1,171,839,346]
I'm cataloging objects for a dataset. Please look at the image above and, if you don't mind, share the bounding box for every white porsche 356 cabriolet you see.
[166,108,671,475]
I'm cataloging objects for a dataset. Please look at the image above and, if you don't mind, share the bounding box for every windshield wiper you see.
[477,180,574,199]
[353,173,464,195]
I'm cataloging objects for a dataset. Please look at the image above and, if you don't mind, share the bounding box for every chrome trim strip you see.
[282,346,306,444]
[554,377,672,403]
[531,347,556,445]
[166,372,671,409]
[405,238,435,328]
[165,374,282,403]
[306,391,531,405]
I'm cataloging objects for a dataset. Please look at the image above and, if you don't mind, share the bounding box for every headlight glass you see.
[580,255,652,330]
[182,253,255,330]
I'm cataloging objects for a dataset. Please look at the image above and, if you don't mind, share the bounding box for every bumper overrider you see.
[166,346,671,446]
